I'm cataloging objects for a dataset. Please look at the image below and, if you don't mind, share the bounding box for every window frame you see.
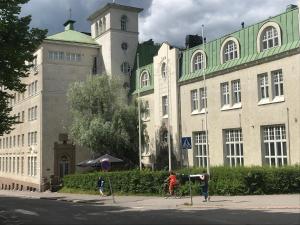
[224,129,244,167]
[140,70,150,88]
[190,50,206,72]
[257,22,281,52]
[121,15,128,31]
[190,89,199,113]
[220,37,240,63]
[193,131,208,167]
[162,95,168,117]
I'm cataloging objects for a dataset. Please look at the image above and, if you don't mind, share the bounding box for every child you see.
[165,171,177,196]
[200,173,209,202]
[97,176,105,197]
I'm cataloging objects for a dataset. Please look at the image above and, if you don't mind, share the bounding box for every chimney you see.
[63,20,76,31]
[241,22,245,29]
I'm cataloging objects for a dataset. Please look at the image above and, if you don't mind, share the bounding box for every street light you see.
[201,25,210,176]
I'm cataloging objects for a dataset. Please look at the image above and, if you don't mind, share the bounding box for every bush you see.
[63,166,300,195]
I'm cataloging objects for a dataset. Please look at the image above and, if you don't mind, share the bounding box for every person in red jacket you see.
[165,171,177,196]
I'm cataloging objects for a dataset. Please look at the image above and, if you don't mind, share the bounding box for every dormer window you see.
[220,37,240,63]
[140,70,150,88]
[224,41,238,62]
[121,15,128,31]
[261,27,279,50]
[191,50,206,72]
[257,22,281,52]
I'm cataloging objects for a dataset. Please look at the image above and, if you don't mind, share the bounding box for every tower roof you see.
[88,3,143,21]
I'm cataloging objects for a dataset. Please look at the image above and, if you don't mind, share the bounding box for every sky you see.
[21,0,298,47]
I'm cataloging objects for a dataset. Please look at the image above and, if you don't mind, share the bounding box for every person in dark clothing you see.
[200,173,209,202]
[97,176,105,197]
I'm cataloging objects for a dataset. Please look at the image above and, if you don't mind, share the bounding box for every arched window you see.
[257,22,281,52]
[121,15,128,31]
[161,62,167,78]
[193,52,204,71]
[261,27,279,50]
[220,37,240,63]
[140,70,150,88]
[224,41,238,62]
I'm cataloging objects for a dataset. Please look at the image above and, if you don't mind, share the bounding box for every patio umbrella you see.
[76,159,97,167]
[91,154,123,164]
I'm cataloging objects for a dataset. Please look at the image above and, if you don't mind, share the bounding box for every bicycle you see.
[161,180,182,199]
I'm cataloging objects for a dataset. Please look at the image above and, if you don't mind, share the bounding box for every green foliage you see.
[67,75,144,165]
[63,166,300,195]
[0,0,47,135]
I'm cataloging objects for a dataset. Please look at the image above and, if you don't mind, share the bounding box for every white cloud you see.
[139,0,298,46]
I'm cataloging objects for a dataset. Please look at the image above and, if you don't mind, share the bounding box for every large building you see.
[0,3,142,191]
[0,2,299,191]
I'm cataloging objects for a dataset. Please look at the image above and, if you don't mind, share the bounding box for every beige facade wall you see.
[180,53,300,167]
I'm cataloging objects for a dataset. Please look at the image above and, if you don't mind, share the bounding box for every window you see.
[21,111,24,122]
[272,70,283,98]
[22,134,24,146]
[193,52,204,71]
[221,82,230,106]
[191,90,199,112]
[161,62,167,78]
[95,21,99,36]
[224,40,238,62]
[261,27,279,51]
[224,129,244,167]
[140,71,150,88]
[194,132,207,167]
[200,87,207,111]
[121,15,128,31]
[121,62,131,75]
[162,96,168,116]
[92,57,98,75]
[263,125,287,167]
[232,80,241,104]
[258,73,269,100]
[142,101,150,121]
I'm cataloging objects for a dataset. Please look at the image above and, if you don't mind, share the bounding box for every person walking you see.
[97,176,105,197]
[200,173,209,202]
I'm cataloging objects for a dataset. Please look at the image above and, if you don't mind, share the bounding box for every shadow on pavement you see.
[0,196,299,225]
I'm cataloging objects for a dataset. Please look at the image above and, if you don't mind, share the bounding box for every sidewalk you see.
[0,190,299,212]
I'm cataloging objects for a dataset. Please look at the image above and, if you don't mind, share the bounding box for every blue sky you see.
[21,0,298,47]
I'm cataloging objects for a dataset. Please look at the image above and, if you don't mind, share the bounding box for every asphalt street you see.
[0,194,299,225]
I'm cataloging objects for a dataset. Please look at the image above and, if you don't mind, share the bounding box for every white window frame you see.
[199,87,207,112]
[221,82,230,107]
[140,70,150,88]
[257,22,281,52]
[161,62,167,78]
[271,70,284,99]
[263,125,287,167]
[232,80,241,104]
[121,15,127,31]
[258,73,269,101]
[224,129,244,167]
[220,37,240,63]
[194,132,208,167]
[191,89,199,113]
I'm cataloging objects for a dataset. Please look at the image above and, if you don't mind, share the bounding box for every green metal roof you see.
[179,7,300,82]
[132,63,154,94]
[46,30,98,46]
[130,40,160,94]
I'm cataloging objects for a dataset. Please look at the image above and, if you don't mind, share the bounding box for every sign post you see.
[181,137,193,206]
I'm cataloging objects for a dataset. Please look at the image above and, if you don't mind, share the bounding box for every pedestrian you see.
[200,173,209,202]
[97,176,105,197]
[164,171,177,196]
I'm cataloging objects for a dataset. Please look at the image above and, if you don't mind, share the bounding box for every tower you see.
[88,3,143,86]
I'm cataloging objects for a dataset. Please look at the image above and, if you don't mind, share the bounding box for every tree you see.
[0,0,47,135]
[67,75,145,166]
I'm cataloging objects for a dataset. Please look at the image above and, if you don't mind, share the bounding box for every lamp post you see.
[137,53,142,170]
[166,45,172,172]
[202,25,210,176]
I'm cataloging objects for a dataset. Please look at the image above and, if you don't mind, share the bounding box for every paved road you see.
[0,191,299,225]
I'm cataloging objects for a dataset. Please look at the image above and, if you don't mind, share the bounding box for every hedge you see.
[62,166,300,195]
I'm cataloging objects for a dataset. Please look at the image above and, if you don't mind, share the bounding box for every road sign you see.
[101,159,111,171]
[181,137,192,149]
